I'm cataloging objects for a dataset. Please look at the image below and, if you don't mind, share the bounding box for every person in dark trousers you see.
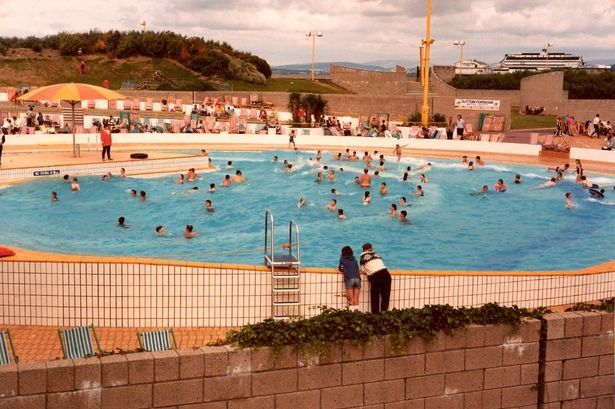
[359,242,392,313]
[100,124,112,160]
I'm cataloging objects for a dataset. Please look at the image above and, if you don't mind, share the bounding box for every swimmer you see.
[578,175,592,189]
[119,168,126,178]
[513,175,522,184]
[327,170,335,182]
[471,185,489,195]
[297,196,307,207]
[184,224,196,238]
[226,161,233,169]
[399,210,410,224]
[420,174,428,184]
[393,144,402,162]
[415,185,424,197]
[417,163,432,173]
[376,161,386,170]
[286,164,295,173]
[406,166,412,173]
[402,172,409,182]
[362,151,372,166]
[187,168,199,181]
[494,179,507,192]
[337,208,346,219]
[379,182,388,196]
[475,156,485,166]
[575,159,583,182]
[373,170,380,178]
[333,152,342,161]
[349,151,358,161]
[63,174,70,183]
[272,155,279,162]
[233,170,245,183]
[548,163,570,173]
[331,188,339,195]
[209,183,216,192]
[359,169,371,187]
[534,178,557,189]
[205,199,215,212]
[102,174,110,182]
[344,148,351,160]
[50,191,58,202]
[155,225,166,236]
[589,188,605,199]
[316,150,322,162]
[467,161,474,171]
[315,171,323,183]
[326,198,338,211]
[222,175,232,187]
[130,189,137,197]
[139,191,147,200]
[283,159,289,168]
[390,203,398,217]
[177,174,185,184]
[71,177,80,191]
[555,171,563,181]
[461,155,468,165]
[117,216,127,227]
[565,192,575,209]
[354,176,360,185]
[399,197,408,207]
[363,191,371,205]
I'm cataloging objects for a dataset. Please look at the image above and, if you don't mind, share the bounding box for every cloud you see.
[0,0,612,66]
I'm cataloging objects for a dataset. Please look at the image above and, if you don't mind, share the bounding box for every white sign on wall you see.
[454,99,501,111]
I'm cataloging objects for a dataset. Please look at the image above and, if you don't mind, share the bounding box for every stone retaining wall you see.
[0,312,612,409]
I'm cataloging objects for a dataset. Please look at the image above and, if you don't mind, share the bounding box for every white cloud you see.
[0,0,612,66]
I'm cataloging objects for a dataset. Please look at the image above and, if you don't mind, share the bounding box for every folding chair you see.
[58,324,103,359]
[0,329,18,365]
[137,329,177,352]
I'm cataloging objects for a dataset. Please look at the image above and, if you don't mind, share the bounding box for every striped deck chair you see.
[464,123,475,140]
[224,95,232,105]
[0,329,18,365]
[87,100,96,110]
[249,93,261,106]
[231,96,239,106]
[132,98,140,111]
[145,98,153,111]
[137,329,177,352]
[123,99,132,111]
[58,324,103,359]
[480,134,490,142]
[482,116,493,132]
[240,97,248,107]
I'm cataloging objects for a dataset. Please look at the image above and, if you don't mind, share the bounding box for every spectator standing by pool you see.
[359,243,392,314]
[590,114,600,138]
[1,118,11,166]
[288,129,297,150]
[100,124,112,161]
[338,246,361,309]
[456,115,465,139]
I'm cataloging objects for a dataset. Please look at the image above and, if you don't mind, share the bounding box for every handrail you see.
[264,209,274,264]
[288,220,300,266]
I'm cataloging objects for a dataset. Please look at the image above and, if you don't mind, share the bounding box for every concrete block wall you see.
[0,313,611,409]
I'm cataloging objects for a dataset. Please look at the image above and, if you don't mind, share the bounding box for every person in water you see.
[184,224,196,238]
[222,175,232,186]
[415,185,424,197]
[233,170,245,183]
[139,190,147,201]
[186,168,199,181]
[379,182,388,195]
[71,177,80,191]
[297,196,307,207]
[337,208,346,219]
[177,174,184,184]
[50,191,59,202]
[326,198,338,211]
[565,192,575,209]
[363,191,371,205]
[209,183,216,192]
[513,175,522,184]
[589,188,605,199]
[117,216,127,227]
[359,168,371,187]
[130,189,137,197]
[390,203,398,217]
[400,210,410,224]
[155,225,166,236]
[471,185,489,195]
[494,179,507,192]
[205,199,215,212]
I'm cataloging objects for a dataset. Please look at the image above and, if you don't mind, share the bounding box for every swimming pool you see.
[1,150,614,271]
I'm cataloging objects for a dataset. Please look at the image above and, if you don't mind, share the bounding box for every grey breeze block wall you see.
[0,311,612,409]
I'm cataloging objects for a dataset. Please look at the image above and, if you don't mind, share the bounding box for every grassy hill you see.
[0,50,348,93]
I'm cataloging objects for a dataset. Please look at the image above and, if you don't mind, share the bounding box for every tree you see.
[288,92,302,123]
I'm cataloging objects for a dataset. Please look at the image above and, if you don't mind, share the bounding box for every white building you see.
[455,59,492,75]
[494,52,584,72]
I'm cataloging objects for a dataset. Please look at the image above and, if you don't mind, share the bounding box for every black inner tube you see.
[130,153,149,159]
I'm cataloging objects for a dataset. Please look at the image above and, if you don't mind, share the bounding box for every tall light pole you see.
[421,0,433,126]
[454,40,466,75]
[306,32,323,81]
[543,42,553,69]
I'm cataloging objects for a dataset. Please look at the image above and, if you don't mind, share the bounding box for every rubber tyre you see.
[130,153,149,159]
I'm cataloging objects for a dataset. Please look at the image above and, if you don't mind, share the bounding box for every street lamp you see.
[543,42,553,69]
[306,32,323,81]
[420,0,433,126]
[453,40,466,75]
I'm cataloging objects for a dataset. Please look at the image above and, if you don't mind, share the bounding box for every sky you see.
[0,0,614,66]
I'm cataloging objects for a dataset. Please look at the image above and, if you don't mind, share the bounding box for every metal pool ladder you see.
[264,209,301,319]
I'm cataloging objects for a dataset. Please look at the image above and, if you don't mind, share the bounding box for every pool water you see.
[1,150,614,271]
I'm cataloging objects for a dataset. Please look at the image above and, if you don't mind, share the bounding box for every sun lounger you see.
[123,99,132,111]
[132,98,140,111]
[137,329,177,352]
[240,97,248,107]
[58,324,103,359]
[145,98,153,111]
[0,329,18,365]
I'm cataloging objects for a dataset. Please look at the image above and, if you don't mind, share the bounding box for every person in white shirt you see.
[590,114,600,138]
[456,115,466,139]
[359,243,392,313]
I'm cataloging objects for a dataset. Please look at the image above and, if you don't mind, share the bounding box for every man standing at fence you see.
[359,243,392,313]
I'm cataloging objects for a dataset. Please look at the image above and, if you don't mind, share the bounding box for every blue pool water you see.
[1,150,614,271]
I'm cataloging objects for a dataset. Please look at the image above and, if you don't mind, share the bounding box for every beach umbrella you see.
[18,83,125,157]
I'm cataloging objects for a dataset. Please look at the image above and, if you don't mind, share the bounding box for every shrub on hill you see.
[0,30,271,84]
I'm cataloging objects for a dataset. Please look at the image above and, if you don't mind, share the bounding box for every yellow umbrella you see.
[18,83,125,157]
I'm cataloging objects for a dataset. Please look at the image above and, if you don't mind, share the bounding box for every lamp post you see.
[544,42,553,70]
[420,0,433,126]
[453,40,466,74]
[306,32,323,81]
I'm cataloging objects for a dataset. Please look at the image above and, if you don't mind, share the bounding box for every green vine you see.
[565,297,614,313]
[225,303,547,355]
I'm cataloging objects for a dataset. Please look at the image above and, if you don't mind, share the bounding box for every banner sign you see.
[33,170,61,177]
[454,99,501,111]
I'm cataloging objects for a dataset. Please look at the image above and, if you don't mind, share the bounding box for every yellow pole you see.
[421,0,432,126]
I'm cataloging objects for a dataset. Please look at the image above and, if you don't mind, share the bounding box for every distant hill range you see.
[273,59,418,75]
[585,59,615,68]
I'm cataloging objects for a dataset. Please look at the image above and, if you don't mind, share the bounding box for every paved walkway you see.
[4,325,233,362]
